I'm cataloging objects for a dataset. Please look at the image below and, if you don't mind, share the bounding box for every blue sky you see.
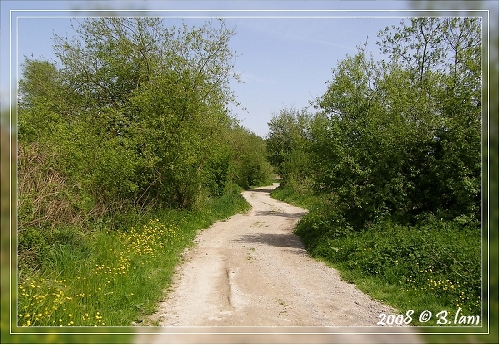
[1,1,495,137]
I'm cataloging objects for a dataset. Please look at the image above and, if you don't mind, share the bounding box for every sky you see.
[1,1,496,137]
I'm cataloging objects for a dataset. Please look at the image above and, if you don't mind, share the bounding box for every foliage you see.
[299,213,480,312]
[274,184,481,324]
[228,125,274,189]
[268,17,481,228]
[17,188,250,327]
[16,17,271,328]
[268,17,482,324]
[266,107,313,187]
[18,17,269,230]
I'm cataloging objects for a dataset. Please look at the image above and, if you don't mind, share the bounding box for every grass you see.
[320,224,481,326]
[270,181,320,210]
[271,184,482,328]
[17,190,250,327]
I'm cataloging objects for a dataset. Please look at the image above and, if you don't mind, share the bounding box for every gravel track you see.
[137,184,421,343]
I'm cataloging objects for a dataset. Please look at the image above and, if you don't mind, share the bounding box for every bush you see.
[294,208,481,316]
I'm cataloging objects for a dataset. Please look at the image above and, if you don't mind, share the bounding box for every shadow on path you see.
[247,187,276,194]
[233,233,305,249]
[254,210,305,219]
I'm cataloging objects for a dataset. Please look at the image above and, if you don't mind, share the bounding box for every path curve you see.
[149,184,404,328]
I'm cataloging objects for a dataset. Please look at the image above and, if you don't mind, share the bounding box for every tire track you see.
[140,184,421,342]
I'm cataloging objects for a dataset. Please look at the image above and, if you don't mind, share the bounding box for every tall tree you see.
[266,107,312,185]
[308,17,482,227]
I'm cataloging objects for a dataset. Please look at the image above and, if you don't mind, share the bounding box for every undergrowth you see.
[271,184,482,327]
[17,188,250,327]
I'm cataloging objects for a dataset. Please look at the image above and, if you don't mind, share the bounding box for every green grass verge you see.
[270,183,320,209]
[17,189,250,327]
[271,184,482,329]
[310,222,481,325]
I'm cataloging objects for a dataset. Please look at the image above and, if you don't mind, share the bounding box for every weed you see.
[272,184,482,325]
[18,190,250,326]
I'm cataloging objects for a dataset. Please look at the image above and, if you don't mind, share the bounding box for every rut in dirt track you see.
[150,184,399,327]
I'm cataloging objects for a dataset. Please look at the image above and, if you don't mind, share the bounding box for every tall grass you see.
[17,189,250,327]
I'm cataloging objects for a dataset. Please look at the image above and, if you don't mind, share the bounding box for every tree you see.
[307,17,482,228]
[377,17,482,220]
[266,107,312,185]
[18,17,246,229]
[227,125,273,190]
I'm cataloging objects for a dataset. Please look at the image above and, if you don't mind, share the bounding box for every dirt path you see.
[147,184,408,329]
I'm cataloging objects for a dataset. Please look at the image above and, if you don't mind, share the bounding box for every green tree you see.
[377,17,481,221]
[312,48,402,226]
[18,17,244,228]
[266,107,312,186]
[228,125,273,189]
[308,17,482,228]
